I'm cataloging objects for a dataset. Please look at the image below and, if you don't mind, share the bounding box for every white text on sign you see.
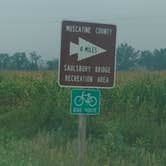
[66,25,112,36]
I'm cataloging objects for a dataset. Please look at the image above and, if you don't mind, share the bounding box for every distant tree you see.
[9,52,31,70]
[138,49,166,70]
[46,59,59,70]
[116,43,140,70]
[29,51,41,70]
[138,50,153,70]
[153,48,166,70]
[0,53,10,70]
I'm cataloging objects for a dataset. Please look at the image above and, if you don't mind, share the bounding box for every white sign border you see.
[58,20,117,89]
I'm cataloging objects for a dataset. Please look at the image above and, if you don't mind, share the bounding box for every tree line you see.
[0,51,58,70]
[0,43,166,71]
[117,43,166,71]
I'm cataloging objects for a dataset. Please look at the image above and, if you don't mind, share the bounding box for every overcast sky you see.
[0,0,166,60]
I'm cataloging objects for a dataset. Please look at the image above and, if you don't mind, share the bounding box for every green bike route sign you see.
[71,89,100,115]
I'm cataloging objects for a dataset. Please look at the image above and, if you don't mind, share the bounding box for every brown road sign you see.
[59,20,117,88]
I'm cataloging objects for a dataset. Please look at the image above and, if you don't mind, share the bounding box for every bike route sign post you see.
[59,20,117,88]
[59,20,116,166]
[71,89,100,115]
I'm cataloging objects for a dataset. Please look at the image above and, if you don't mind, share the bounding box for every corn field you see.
[0,71,166,166]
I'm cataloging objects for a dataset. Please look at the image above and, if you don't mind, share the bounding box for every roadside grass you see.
[0,131,166,166]
[0,71,166,165]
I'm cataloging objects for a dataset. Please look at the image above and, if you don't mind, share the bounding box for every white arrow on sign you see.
[70,37,107,61]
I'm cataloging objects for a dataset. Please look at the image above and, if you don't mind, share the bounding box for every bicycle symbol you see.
[74,91,97,107]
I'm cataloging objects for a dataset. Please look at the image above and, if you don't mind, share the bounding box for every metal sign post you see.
[77,115,86,166]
